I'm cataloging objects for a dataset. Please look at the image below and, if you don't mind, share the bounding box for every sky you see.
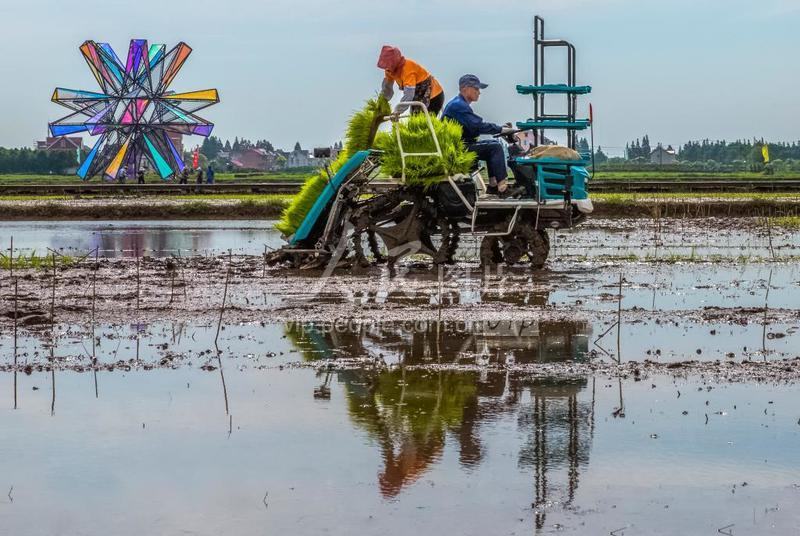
[1,0,799,156]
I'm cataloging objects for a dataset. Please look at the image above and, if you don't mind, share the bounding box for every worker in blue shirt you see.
[442,74,524,198]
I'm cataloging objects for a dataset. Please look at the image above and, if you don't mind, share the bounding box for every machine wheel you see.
[540,228,551,252]
[479,236,503,267]
[517,224,550,270]
[539,229,551,263]
[500,235,527,265]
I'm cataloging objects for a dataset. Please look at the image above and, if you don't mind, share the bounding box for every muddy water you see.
[1,359,799,535]
[2,313,798,368]
[554,217,800,260]
[2,218,800,534]
[2,220,282,257]
[4,217,800,259]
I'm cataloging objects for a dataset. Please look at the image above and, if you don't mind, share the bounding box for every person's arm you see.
[395,86,417,113]
[394,65,421,114]
[476,118,502,136]
[453,102,501,136]
[381,77,394,100]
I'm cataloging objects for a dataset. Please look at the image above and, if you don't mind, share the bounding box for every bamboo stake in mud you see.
[651,276,657,311]
[169,268,176,304]
[616,273,623,363]
[14,278,18,410]
[136,247,141,312]
[762,269,773,359]
[215,254,232,346]
[92,249,98,398]
[766,217,775,259]
[215,342,230,416]
[49,252,57,416]
[263,244,267,278]
[178,250,187,301]
[50,347,56,416]
[51,370,56,416]
[9,236,12,280]
[14,278,18,355]
[50,252,57,335]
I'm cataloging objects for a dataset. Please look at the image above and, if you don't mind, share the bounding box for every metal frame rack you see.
[517,15,591,151]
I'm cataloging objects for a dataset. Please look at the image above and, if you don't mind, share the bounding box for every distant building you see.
[35,136,85,172]
[231,147,277,171]
[286,142,313,168]
[36,136,84,152]
[331,141,342,159]
[226,140,343,171]
[650,144,677,165]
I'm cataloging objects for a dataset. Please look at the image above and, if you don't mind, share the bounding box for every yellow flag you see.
[762,145,770,163]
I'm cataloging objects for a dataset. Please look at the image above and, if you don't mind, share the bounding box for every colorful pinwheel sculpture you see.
[49,40,219,180]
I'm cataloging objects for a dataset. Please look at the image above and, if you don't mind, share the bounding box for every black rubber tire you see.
[479,236,502,267]
[518,224,549,270]
[539,229,551,260]
[500,236,526,265]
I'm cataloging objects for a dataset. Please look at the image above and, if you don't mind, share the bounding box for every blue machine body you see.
[514,157,589,201]
[290,150,370,246]
[516,84,592,95]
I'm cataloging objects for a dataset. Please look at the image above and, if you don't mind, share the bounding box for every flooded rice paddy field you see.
[2,365,800,535]
[3,217,800,259]
[1,218,800,535]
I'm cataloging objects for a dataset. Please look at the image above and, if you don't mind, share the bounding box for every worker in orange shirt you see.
[377,45,444,116]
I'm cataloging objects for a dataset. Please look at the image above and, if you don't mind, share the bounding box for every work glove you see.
[500,125,516,135]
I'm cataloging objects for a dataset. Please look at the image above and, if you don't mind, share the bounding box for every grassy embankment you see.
[3,169,800,185]
[593,170,800,180]
[0,168,316,185]
[590,192,800,218]
[593,192,800,203]
[0,194,293,219]
[2,192,796,202]
[1,192,799,220]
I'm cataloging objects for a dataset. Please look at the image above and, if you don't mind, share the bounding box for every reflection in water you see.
[313,276,553,308]
[5,315,799,534]
[289,320,596,530]
[512,377,594,530]
[2,221,279,258]
[341,368,476,498]
[286,319,591,365]
[93,227,207,258]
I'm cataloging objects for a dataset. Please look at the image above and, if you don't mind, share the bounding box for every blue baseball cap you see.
[459,74,488,89]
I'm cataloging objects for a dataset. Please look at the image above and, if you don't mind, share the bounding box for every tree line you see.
[677,138,800,163]
[0,147,78,174]
[621,135,800,164]
[4,134,800,174]
[200,136,278,160]
[625,135,653,160]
